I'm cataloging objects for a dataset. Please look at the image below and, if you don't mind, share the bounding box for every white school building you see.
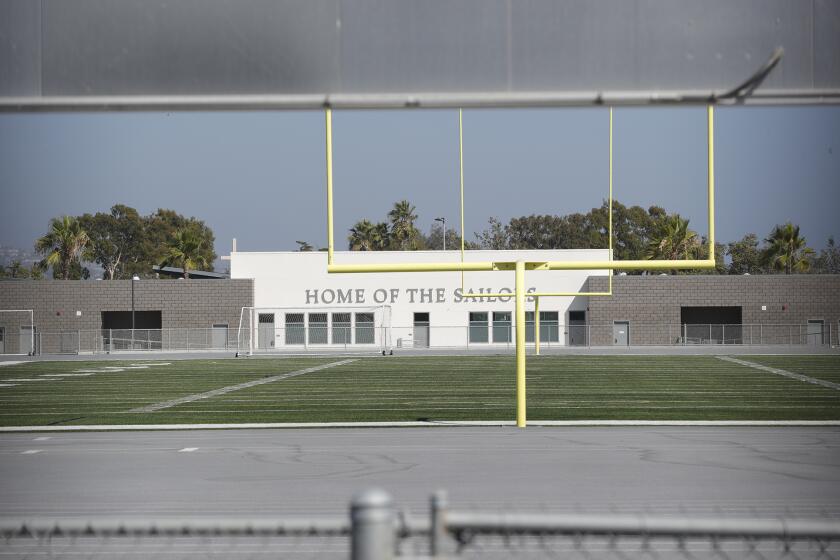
[230,249,609,350]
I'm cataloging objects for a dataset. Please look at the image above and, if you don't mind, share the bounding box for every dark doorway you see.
[680,306,742,344]
[568,310,587,346]
[101,311,162,330]
[101,311,162,350]
[413,312,430,348]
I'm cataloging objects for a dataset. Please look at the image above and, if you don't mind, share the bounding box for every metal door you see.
[212,324,228,349]
[413,313,430,348]
[258,314,274,349]
[807,320,824,345]
[613,322,629,346]
[20,326,34,355]
[568,311,587,346]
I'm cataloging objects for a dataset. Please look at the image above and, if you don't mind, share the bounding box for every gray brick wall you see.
[586,275,840,345]
[0,279,253,352]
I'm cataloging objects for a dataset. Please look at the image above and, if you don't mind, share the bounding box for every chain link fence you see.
[0,322,836,356]
[2,490,839,559]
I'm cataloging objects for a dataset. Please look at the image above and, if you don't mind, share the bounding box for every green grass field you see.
[0,355,838,426]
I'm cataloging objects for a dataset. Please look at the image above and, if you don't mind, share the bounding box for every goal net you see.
[0,310,35,355]
[237,305,392,355]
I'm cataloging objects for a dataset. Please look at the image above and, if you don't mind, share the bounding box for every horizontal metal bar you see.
[0,518,350,538]
[446,512,840,539]
[328,260,714,274]
[544,259,716,271]
[328,262,499,273]
[3,89,840,113]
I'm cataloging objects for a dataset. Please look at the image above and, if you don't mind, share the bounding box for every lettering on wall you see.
[303,287,538,305]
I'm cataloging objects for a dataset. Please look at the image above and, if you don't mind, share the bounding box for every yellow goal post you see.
[323,107,717,427]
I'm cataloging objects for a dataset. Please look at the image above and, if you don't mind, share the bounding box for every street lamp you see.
[131,275,139,349]
[434,217,446,251]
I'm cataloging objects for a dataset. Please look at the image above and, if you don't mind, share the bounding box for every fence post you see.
[351,488,394,560]
[430,489,448,557]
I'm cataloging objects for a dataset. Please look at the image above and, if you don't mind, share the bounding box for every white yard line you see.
[129,359,358,413]
[0,361,29,367]
[718,356,840,391]
[178,447,199,452]
[2,420,840,432]
[20,449,42,454]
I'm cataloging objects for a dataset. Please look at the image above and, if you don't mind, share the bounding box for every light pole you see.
[434,217,446,251]
[131,275,139,349]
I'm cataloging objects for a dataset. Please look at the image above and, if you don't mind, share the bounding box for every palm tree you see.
[645,215,698,261]
[761,222,815,274]
[373,222,390,250]
[159,228,210,278]
[348,220,378,251]
[35,216,90,279]
[387,200,419,250]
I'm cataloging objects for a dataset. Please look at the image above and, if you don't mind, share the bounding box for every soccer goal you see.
[0,310,35,355]
[237,305,392,355]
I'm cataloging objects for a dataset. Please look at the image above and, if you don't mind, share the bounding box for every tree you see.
[348,220,379,251]
[348,219,392,251]
[159,228,212,278]
[387,200,421,250]
[426,223,479,250]
[4,260,30,279]
[645,215,698,261]
[761,222,815,274]
[79,205,145,279]
[35,216,91,279]
[475,217,509,249]
[726,234,764,275]
[295,241,315,252]
[811,236,840,274]
[143,209,216,277]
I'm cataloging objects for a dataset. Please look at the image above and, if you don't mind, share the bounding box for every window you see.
[308,313,328,344]
[492,312,512,343]
[332,313,351,344]
[524,311,559,343]
[285,313,305,345]
[355,312,375,344]
[469,312,489,343]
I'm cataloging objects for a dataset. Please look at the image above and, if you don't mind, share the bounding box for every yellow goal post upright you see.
[324,107,717,428]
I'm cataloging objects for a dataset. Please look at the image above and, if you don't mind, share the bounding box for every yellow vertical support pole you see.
[459,108,465,290]
[534,296,540,356]
[515,260,526,427]
[326,108,335,265]
[608,107,613,294]
[707,105,715,257]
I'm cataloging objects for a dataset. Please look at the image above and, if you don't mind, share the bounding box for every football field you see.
[0,354,838,426]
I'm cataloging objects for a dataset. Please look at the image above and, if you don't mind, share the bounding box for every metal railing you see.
[0,323,836,356]
[2,489,838,559]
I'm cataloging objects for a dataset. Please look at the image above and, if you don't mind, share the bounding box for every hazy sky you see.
[1,106,838,266]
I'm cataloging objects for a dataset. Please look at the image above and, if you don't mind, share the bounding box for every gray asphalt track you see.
[2,427,839,520]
